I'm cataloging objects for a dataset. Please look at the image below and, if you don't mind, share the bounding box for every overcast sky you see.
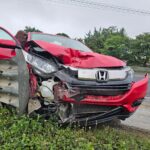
[0,0,150,38]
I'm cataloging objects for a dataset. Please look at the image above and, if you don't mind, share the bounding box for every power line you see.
[47,0,150,16]
[51,0,150,15]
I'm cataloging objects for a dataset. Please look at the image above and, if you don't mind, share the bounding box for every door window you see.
[0,29,14,41]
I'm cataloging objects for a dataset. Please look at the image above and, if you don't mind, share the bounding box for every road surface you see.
[122,73,150,131]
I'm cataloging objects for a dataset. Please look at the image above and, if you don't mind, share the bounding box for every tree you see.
[84,26,150,66]
[84,26,129,57]
[24,26,42,33]
[74,38,84,43]
[103,34,130,59]
[56,33,70,38]
[84,28,104,52]
[130,33,150,66]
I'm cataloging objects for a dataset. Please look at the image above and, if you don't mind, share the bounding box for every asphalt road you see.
[122,73,150,131]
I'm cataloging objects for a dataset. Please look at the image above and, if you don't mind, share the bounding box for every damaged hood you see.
[31,40,126,68]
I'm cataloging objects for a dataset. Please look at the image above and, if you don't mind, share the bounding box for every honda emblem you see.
[95,70,109,82]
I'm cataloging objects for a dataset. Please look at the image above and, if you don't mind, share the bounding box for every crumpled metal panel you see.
[28,40,126,68]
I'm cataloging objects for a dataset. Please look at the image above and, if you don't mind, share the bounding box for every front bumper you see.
[61,74,148,113]
[72,106,131,126]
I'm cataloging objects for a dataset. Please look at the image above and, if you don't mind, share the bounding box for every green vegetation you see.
[0,108,150,150]
[84,26,150,67]
[24,26,42,33]
[56,33,70,38]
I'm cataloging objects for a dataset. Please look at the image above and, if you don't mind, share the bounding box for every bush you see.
[0,108,150,149]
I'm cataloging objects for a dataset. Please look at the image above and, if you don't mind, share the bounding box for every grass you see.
[0,107,150,150]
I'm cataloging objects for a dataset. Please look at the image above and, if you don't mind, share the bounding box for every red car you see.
[0,27,148,126]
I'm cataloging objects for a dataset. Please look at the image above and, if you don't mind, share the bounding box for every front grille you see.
[70,83,131,90]
[73,104,115,116]
[68,83,131,96]
[55,67,132,96]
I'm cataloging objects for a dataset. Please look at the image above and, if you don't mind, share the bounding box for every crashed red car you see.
[0,27,148,126]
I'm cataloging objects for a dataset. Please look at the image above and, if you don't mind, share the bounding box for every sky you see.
[0,0,150,38]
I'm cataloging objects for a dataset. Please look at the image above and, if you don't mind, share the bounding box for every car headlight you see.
[22,50,57,74]
[125,67,134,80]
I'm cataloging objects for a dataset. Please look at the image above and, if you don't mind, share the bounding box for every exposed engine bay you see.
[24,44,136,125]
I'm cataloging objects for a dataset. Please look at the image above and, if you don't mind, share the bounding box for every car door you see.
[0,27,29,114]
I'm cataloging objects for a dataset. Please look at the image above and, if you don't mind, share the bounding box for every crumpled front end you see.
[22,39,148,126]
[53,66,148,125]
[57,75,148,111]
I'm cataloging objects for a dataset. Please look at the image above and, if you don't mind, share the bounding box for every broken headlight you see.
[126,67,134,80]
[23,50,57,74]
